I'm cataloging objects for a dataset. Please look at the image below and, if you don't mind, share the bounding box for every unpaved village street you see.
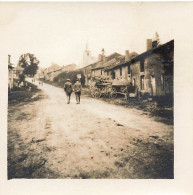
[8,80,174,179]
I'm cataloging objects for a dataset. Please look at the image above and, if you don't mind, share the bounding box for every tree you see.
[18,53,40,76]
[155,32,161,45]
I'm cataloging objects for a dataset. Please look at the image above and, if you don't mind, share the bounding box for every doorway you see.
[151,76,156,96]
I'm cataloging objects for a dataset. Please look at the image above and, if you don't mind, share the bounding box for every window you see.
[107,71,109,76]
[101,69,103,75]
[120,67,122,76]
[140,60,144,72]
[132,78,135,86]
[112,71,115,79]
[128,65,131,74]
[140,75,145,90]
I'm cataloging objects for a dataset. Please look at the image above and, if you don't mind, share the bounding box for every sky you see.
[0,2,184,68]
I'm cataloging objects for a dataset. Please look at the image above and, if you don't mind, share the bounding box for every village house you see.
[44,63,76,81]
[43,63,61,81]
[105,39,174,97]
[91,49,123,80]
[81,63,93,86]
[81,48,138,86]
[12,66,24,79]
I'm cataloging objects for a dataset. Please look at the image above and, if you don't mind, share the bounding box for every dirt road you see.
[8,79,174,179]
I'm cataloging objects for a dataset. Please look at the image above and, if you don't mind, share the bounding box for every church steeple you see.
[83,42,91,67]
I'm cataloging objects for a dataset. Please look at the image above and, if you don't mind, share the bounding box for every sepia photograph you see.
[1,1,193,194]
[5,2,175,180]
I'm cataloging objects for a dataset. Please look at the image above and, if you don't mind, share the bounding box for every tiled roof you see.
[105,40,174,71]
[104,56,125,70]
[92,52,123,70]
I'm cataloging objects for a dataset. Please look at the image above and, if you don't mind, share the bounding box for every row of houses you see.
[37,63,77,81]
[39,37,174,98]
[81,38,174,97]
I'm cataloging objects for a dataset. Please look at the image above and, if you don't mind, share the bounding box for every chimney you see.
[146,39,152,51]
[8,54,11,65]
[125,50,130,62]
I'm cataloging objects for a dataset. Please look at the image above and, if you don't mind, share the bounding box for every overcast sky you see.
[0,2,187,68]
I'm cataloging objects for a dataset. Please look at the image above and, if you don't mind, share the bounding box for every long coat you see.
[74,81,82,93]
[64,81,73,94]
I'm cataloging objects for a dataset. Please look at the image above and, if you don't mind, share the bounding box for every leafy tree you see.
[155,32,161,45]
[18,53,39,76]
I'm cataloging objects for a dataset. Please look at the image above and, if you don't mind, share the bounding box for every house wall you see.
[130,61,141,89]
[61,64,76,72]
[144,53,173,96]
[108,52,173,97]
[92,69,103,77]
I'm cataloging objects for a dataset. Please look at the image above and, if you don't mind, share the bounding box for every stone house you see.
[44,63,76,81]
[105,39,174,97]
[44,63,61,81]
[91,49,123,80]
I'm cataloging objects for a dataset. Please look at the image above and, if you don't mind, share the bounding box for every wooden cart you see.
[89,78,138,100]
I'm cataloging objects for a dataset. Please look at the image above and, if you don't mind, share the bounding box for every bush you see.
[54,70,85,86]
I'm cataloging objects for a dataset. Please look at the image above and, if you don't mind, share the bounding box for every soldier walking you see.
[74,79,82,104]
[64,79,73,104]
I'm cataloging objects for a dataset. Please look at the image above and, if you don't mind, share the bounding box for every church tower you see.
[83,42,91,67]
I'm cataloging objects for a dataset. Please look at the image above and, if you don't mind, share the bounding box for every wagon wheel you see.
[102,88,108,98]
[90,87,97,98]
[90,91,95,98]
[106,87,112,98]
[95,90,102,98]
[109,88,117,98]
[106,88,111,98]
[111,92,117,98]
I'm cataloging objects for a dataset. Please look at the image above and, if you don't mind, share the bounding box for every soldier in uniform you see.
[64,79,73,104]
[74,79,82,104]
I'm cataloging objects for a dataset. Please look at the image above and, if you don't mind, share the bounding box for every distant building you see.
[60,63,76,72]
[44,63,76,81]
[91,49,124,79]
[44,63,61,81]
